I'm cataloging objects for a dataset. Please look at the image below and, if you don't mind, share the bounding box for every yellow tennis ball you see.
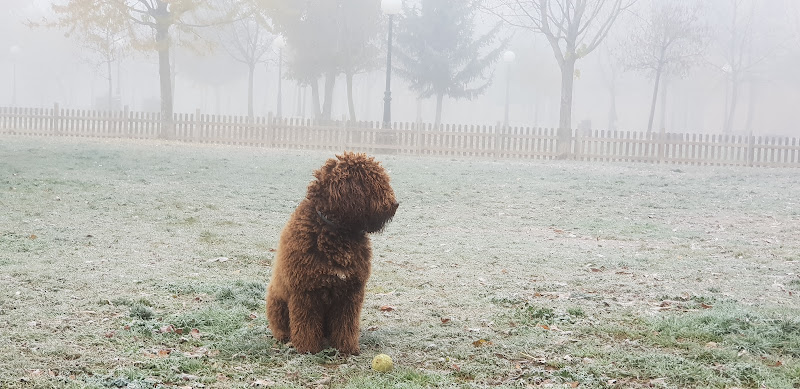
[371,353,393,372]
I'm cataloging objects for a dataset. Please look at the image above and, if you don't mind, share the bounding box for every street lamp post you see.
[274,36,287,119]
[502,50,515,130]
[381,0,401,129]
[10,45,21,107]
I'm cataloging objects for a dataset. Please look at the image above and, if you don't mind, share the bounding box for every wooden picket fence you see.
[1,105,799,167]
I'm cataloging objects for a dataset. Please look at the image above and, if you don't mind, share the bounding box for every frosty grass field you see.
[1,135,799,388]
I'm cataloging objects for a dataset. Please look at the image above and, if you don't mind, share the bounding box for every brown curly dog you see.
[266,152,398,355]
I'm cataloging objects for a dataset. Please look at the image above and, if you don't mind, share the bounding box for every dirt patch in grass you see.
[1,136,799,388]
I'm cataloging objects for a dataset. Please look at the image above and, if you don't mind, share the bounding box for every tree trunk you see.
[607,81,617,131]
[310,79,321,120]
[295,84,303,117]
[322,71,336,121]
[723,73,739,133]
[107,59,113,110]
[557,58,576,156]
[247,63,256,121]
[434,93,444,129]
[647,66,663,134]
[744,81,756,135]
[346,72,356,122]
[659,76,668,131]
[558,58,576,131]
[215,84,221,114]
[247,63,255,119]
[156,25,173,139]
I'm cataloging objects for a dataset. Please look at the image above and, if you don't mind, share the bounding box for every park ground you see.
[1,135,799,388]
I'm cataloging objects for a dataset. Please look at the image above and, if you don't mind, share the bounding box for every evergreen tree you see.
[394,0,506,128]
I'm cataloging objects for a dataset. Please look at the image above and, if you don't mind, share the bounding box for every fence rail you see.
[1,105,798,167]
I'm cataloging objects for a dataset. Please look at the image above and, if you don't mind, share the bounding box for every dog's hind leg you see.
[266,293,290,342]
[288,293,325,353]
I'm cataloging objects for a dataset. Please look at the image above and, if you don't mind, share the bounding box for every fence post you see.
[52,103,61,136]
[339,118,346,151]
[494,122,501,159]
[194,108,201,143]
[266,112,274,148]
[413,121,419,155]
[556,127,573,159]
[747,134,755,167]
[123,105,130,138]
[574,128,584,159]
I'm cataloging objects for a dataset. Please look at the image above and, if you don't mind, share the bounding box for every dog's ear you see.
[313,158,338,181]
[336,151,371,166]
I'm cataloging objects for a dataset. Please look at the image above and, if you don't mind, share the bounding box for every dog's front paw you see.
[337,345,360,356]
[269,329,291,343]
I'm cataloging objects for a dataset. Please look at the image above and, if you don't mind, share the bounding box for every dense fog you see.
[2,0,799,136]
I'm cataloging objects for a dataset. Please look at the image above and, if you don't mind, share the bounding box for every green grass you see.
[2,136,800,388]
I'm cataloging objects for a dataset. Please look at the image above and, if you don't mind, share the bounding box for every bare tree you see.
[35,2,129,110]
[713,0,781,133]
[486,0,632,154]
[596,44,619,131]
[217,12,275,119]
[49,0,238,138]
[623,2,706,133]
[259,0,382,121]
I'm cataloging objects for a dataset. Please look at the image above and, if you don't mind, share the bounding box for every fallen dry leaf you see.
[178,373,200,381]
[252,378,276,387]
[472,339,492,347]
[183,347,210,359]
[190,328,201,339]
[157,349,171,357]
[311,377,331,386]
[379,305,395,312]
[538,324,550,330]
[440,317,451,324]
[159,324,175,334]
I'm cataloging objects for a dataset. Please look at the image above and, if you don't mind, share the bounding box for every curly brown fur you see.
[266,152,398,355]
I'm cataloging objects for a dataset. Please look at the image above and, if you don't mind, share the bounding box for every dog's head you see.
[307,152,398,233]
